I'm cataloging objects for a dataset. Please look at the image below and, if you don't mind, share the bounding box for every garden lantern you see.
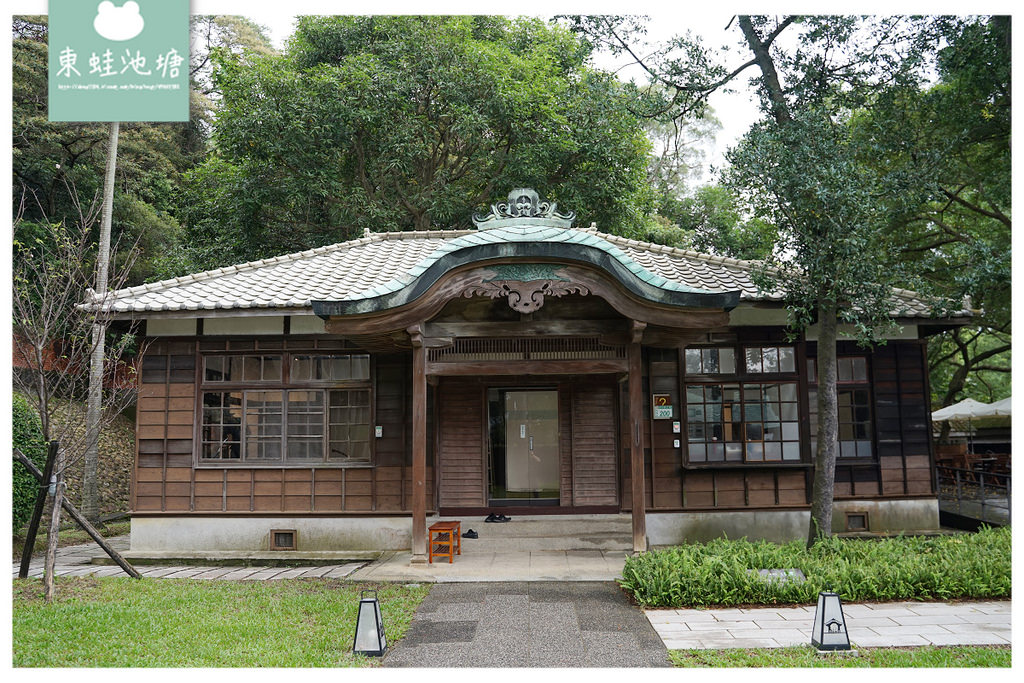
[811,590,851,651]
[353,589,387,657]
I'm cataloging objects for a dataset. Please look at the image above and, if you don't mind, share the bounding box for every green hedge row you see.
[12,394,47,532]
[621,527,1011,607]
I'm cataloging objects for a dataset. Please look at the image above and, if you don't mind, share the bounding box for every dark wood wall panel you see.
[571,383,619,506]
[649,355,682,509]
[133,338,433,515]
[437,379,486,508]
[558,387,574,507]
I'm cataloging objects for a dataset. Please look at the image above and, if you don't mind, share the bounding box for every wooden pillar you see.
[408,324,428,563]
[629,321,647,553]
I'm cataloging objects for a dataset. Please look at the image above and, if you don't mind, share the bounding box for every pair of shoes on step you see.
[462,529,478,539]
[484,513,511,523]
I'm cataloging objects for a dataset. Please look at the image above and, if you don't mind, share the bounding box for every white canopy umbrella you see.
[931,398,996,421]
[986,396,1012,416]
[932,397,1011,454]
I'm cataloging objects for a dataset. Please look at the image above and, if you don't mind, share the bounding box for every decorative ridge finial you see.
[472,187,576,229]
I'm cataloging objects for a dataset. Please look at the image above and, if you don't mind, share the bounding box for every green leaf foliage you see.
[182,16,656,267]
[620,526,1011,608]
[12,394,47,532]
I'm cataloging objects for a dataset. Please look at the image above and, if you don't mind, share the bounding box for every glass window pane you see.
[685,349,701,374]
[744,404,762,421]
[719,349,735,374]
[228,356,245,382]
[779,347,795,373]
[779,403,799,421]
[351,355,370,380]
[852,357,868,381]
[764,442,782,461]
[783,442,800,460]
[688,444,706,461]
[725,443,743,461]
[702,348,719,373]
[204,357,224,382]
[746,443,764,461]
[839,441,856,458]
[763,422,782,441]
[781,422,800,441]
[838,358,852,382]
[856,441,873,458]
[708,443,725,461]
[762,347,780,373]
[325,356,350,380]
[745,423,763,441]
[262,356,282,381]
[686,386,704,403]
[779,384,798,402]
[292,355,313,381]
[745,347,761,373]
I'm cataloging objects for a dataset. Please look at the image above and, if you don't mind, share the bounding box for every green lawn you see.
[13,576,430,667]
[670,645,1011,667]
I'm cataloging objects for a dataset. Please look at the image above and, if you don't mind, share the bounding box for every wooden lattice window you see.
[198,353,372,467]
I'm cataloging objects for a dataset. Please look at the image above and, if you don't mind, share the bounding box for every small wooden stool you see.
[428,520,461,564]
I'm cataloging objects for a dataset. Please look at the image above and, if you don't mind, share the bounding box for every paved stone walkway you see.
[350,549,626,582]
[645,600,1012,649]
[12,536,363,581]
[384,582,670,667]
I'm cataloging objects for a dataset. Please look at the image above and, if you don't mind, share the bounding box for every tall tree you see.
[12,15,273,284]
[572,15,948,545]
[870,17,1011,408]
[181,15,656,267]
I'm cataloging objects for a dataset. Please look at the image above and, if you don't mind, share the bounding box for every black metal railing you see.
[935,465,1011,526]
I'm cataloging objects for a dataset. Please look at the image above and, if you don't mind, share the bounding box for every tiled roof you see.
[101,227,956,319]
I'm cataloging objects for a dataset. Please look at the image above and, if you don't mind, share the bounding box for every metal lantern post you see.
[811,590,851,651]
[353,589,388,657]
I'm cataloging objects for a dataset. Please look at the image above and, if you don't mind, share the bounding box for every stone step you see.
[432,514,635,552]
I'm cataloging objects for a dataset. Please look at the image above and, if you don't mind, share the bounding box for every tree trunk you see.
[738,16,792,126]
[82,121,119,522]
[43,448,65,602]
[807,299,839,548]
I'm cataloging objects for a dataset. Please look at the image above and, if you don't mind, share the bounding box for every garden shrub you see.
[13,394,47,532]
[620,527,1012,607]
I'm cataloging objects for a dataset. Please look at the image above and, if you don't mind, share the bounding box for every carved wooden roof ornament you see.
[472,188,576,230]
[462,265,590,313]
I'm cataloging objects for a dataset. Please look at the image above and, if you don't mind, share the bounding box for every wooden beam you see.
[408,324,428,563]
[425,359,629,376]
[629,321,647,553]
[323,264,731,337]
[424,320,628,338]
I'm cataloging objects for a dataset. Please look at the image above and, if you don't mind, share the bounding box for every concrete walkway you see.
[12,535,363,581]
[645,600,1012,649]
[349,549,627,582]
[384,582,670,667]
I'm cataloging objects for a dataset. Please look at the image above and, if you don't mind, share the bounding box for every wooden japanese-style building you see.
[104,189,969,561]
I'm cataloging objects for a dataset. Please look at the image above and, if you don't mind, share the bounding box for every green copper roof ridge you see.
[350,227,719,301]
[311,227,741,318]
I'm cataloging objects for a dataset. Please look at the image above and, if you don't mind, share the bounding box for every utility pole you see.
[82,121,119,522]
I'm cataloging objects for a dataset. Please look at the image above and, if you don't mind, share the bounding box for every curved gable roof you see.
[311,225,740,317]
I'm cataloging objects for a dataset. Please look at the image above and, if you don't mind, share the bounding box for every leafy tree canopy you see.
[182,15,656,267]
[12,15,272,284]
